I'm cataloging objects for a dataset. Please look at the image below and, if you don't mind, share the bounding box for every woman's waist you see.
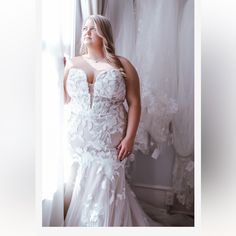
[69,102,126,117]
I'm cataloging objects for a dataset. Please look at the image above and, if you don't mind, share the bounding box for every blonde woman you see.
[63,15,160,226]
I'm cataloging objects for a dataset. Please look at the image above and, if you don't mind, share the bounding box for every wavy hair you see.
[80,15,125,72]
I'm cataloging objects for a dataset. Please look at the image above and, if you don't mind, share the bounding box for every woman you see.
[63,14,159,226]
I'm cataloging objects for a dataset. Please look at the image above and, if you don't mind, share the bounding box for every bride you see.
[63,14,160,226]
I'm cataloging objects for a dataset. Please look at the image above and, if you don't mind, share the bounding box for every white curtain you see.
[173,0,194,157]
[105,0,136,59]
[172,0,194,209]
[132,0,179,156]
[41,0,75,226]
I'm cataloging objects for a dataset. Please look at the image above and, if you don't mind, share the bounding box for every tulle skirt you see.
[64,152,160,226]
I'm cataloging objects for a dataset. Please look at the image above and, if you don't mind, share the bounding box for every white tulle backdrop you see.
[105,0,194,210]
[41,0,194,226]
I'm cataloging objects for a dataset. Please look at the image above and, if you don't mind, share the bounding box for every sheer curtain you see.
[132,0,194,209]
[132,0,179,156]
[172,0,194,210]
[41,0,75,226]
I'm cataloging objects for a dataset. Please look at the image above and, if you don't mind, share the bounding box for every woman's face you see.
[82,19,103,48]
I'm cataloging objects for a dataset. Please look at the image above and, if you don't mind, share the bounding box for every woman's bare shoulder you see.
[64,56,83,78]
[117,55,131,66]
[117,55,138,77]
[69,55,83,67]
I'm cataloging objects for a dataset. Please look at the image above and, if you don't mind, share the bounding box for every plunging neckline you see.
[70,67,121,86]
[69,67,121,109]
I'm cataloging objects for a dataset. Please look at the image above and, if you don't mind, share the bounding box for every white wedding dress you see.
[64,67,160,226]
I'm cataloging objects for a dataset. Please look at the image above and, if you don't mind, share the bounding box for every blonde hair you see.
[80,15,124,71]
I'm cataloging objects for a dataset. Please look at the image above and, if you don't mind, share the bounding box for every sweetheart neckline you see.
[69,67,122,86]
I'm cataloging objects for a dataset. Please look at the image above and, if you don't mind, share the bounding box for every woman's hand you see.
[116,136,134,161]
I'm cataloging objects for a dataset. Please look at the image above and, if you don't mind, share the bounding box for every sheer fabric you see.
[42,0,75,226]
[172,0,194,209]
[173,0,194,157]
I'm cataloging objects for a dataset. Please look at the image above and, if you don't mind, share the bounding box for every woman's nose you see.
[85,28,91,34]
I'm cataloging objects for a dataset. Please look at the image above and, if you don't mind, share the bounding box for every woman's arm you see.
[117,57,141,161]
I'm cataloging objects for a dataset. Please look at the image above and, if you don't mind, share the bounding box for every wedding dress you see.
[64,67,160,226]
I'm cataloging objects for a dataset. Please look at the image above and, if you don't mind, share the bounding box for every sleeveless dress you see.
[64,67,160,226]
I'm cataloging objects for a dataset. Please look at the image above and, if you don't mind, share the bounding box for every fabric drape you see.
[42,0,75,226]
[172,0,194,209]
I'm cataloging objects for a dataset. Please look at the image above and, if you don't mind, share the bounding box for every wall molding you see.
[131,182,193,216]
[132,183,173,191]
[131,183,173,209]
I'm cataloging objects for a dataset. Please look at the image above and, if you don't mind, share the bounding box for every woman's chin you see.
[84,38,92,44]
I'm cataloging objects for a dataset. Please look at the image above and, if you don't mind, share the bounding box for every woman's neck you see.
[87,48,105,61]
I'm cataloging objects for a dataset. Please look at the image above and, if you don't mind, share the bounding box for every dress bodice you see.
[67,68,126,115]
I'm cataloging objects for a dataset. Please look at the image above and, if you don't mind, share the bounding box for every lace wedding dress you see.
[64,67,160,226]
